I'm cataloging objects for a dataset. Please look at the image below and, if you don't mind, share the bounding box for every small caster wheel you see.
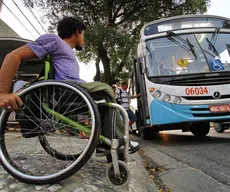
[105,160,130,189]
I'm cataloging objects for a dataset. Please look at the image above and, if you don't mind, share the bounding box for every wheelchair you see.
[0,58,130,188]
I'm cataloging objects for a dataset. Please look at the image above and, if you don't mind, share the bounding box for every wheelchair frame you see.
[0,59,131,188]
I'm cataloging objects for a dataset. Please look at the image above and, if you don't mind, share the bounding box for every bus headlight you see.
[173,96,182,104]
[163,94,171,102]
[152,90,161,98]
[149,88,155,92]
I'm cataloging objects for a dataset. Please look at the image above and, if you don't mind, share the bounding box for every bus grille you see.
[182,94,230,100]
[167,76,230,86]
[192,112,230,117]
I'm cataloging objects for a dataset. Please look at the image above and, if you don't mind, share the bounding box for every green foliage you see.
[25,0,210,84]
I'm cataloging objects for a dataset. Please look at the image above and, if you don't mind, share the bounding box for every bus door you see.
[133,57,150,126]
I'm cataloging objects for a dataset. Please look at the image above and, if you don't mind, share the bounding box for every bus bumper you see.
[150,100,230,125]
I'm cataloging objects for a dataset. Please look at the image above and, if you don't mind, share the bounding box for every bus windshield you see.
[145,32,230,77]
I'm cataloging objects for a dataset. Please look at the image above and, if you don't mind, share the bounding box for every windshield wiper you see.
[186,38,197,60]
[167,31,197,59]
[206,37,220,58]
[211,28,220,46]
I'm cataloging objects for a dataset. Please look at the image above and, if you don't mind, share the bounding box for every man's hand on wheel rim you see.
[0,93,23,111]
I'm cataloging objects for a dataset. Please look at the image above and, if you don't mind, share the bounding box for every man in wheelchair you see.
[0,17,139,154]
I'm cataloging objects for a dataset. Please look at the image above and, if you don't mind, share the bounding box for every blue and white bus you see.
[133,14,230,139]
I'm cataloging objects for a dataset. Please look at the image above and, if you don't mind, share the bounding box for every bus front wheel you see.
[140,127,159,140]
[190,122,210,136]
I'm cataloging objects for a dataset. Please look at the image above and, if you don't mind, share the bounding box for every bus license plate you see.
[209,104,230,113]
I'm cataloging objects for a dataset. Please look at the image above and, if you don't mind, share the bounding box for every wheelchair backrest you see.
[10,56,55,93]
[36,55,55,81]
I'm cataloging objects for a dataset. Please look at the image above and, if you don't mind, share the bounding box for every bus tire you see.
[140,127,150,140]
[140,127,159,140]
[214,123,225,133]
[190,122,210,136]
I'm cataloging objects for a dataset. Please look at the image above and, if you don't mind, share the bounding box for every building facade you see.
[0,19,20,37]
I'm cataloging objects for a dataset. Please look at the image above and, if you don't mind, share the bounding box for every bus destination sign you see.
[157,22,212,32]
[144,17,230,36]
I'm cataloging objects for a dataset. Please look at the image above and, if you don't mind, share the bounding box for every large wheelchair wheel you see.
[0,81,101,184]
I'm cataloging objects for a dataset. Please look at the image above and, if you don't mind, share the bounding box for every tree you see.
[26,0,210,85]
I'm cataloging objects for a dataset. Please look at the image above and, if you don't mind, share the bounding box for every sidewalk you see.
[0,153,158,192]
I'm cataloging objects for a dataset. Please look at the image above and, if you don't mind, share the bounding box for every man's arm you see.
[130,93,141,99]
[0,45,38,111]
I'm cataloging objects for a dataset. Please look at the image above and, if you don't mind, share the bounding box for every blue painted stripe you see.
[149,100,230,125]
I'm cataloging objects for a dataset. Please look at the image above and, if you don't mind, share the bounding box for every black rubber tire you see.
[140,127,159,140]
[214,123,225,133]
[190,122,210,136]
[105,161,130,188]
[0,81,101,184]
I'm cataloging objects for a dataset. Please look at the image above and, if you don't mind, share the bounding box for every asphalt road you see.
[132,128,230,192]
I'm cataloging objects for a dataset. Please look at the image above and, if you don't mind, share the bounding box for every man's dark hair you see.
[57,17,86,39]
[121,80,128,86]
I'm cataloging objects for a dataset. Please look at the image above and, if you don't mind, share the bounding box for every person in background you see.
[116,80,141,126]
[112,84,116,96]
